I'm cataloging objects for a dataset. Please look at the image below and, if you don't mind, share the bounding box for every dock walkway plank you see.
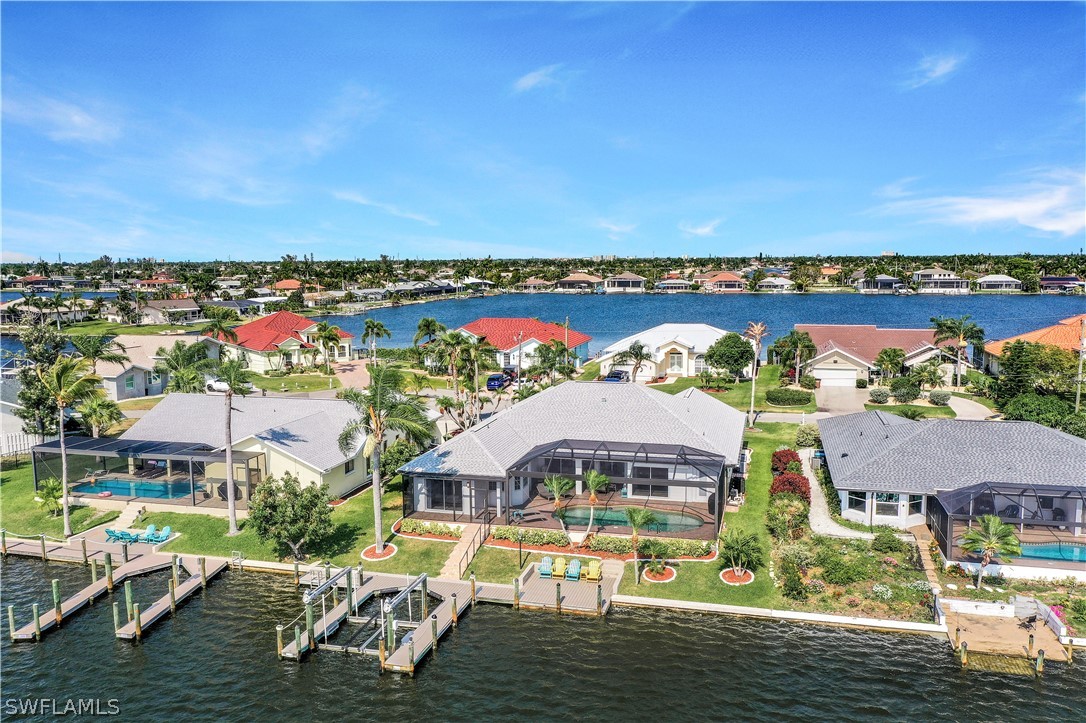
[115,558,228,639]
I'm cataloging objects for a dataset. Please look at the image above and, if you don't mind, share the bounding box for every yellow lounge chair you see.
[583,559,602,582]
[552,557,568,579]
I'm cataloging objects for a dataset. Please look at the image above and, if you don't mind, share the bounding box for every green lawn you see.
[64,320,211,336]
[656,366,817,413]
[864,404,957,418]
[249,373,341,393]
[577,361,601,381]
[951,392,999,411]
[117,397,165,412]
[0,459,120,538]
[463,545,547,582]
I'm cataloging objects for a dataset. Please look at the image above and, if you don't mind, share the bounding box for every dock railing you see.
[457,514,492,579]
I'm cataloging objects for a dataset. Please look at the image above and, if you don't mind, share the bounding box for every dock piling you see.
[168,578,176,613]
[276,625,284,659]
[597,584,603,616]
[420,577,427,618]
[171,554,179,587]
[293,561,300,587]
[378,637,386,673]
[105,552,114,591]
[1035,649,1045,675]
[7,605,15,641]
[470,573,476,607]
[408,639,415,676]
[556,582,562,614]
[2,529,7,556]
[431,614,438,654]
[954,626,960,649]
[959,641,968,667]
[133,603,142,640]
[91,558,98,585]
[451,594,458,627]
[122,543,129,564]
[39,534,47,561]
[112,602,120,632]
[52,579,62,625]
[346,566,354,613]
[199,557,207,588]
[294,625,301,659]
[124,581,134,621]
[1028,634,1034,658]
[514,577,520,609]
[384,602,394,648]
[305,603,315,651]
[81,538,88,565]
[32,603,41,641]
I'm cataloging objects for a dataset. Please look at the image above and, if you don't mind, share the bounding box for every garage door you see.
[812,367,857,387]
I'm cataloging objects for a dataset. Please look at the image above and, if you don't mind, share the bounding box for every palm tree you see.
[625,507,659,584]
[718,529,763,578]
[166,367,206,394]
[773,330,817,383]
[743,321,768,427]
[413,317,446,347]
[581,469,610,535]
[154,339,218,390]
[363,319,391,364]
[78,397,123,437]
[37,355,104,536]
[613,341,654,383]
[960,515,1021,589]
[217,360,253,535]
[931,315,985,388]
[403,372,434,397]
[313,321,344,375]
[37,478,64,517]
[910,357,946,393]
[70,335,129,374]
[435,330,469,397]
[47,292,66,330]
[339,365,436,555]
[65,292,84,322]
[543,474,574,511]
[203,316,239,347]
[874,347,906,385]
[463,338,499,424]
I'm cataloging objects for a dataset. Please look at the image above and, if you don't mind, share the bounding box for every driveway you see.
[947,394,993,421]
[814,385,867,415]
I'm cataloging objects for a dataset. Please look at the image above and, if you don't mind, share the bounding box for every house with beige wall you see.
[597,323,754,381]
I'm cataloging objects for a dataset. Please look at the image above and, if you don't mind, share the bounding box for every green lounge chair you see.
[552,557,568,579]
[583,560,602,582]
[565,558,581,581]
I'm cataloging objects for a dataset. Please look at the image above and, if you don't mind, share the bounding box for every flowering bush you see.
[806,579,826,594]
[771,449,802,474]
[399,519,462,538]
[769,472,811,503]
[871,583,893,601]
[882,556,899,567]
[846,596,862,607]
[906,580,932,592]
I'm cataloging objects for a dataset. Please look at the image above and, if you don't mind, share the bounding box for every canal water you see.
[2,559,1084,721]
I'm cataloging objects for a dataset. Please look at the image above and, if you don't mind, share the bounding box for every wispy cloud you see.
[678,218,723,237]
[513,64,566,94]
[595,219,636,240]
[871,168,1085,236]
[172,141,288,206]
[873,176,921,199]
[903,52,966,90]
[333,191,438,226]
[3,88,121,144]
[299,84,383,157]
[1,250,40,264]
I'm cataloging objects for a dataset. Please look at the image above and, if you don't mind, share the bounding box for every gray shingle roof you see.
[401,381,745,478]
[818,412,1086,493]
[122,393,361,472]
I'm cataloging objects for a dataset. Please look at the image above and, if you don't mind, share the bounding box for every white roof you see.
[757,277,794,286]
[601,323,732,359]
[977,274,1020,283]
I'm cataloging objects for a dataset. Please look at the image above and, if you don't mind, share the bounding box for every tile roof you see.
[706,271,744,283]
[985,314,1085,357]
[818,412,1085,493]
[557,273,602,283]
[122,393,362,472]
[796,324,937,366]
[272,279,303,290]
[206,310,351,352]
[601,323,733,358]
[144,299,200,310]
[400,381,746,479]
[458,317,591,352]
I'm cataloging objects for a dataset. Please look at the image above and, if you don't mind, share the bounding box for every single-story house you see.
[1039,275,1084,293]
[206,310,353,373]
[138,299,204,325]
[975,313,1085,376]
[603,272,647,294]
[912,268,970,295]
[794,324,955,387]
[272,279,304,292]
[399,381,747,539]
[0,298,94,326]
[755,277,795,293]
[452,317,592,370]
[554,273,602,292]
[654,278,693,292]
[515,278,554,293]
[132,278,178,290]
[703,272,746,293]
[853,274,903,294]
[597,323,754,380]
[819,412,1085,575]
[976,274,1022,292]
[203,299,266,316]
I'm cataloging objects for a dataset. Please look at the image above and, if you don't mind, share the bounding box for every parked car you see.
[502,366,518,380]
[486,373,511,391]
[205,379,256,394]
[603,369,630,383]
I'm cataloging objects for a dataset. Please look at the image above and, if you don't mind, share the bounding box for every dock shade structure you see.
[928,481,1086,561]
[31,436,266,508]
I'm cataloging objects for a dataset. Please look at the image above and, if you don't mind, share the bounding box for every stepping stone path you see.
[946,583,958,590]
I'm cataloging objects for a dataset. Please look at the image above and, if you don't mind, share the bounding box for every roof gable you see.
[457,317,591,351]
[208,310,352,352]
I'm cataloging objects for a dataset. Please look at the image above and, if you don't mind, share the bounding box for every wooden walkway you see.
[115,557,229,640]
[509,564,617,615]
[383,577,474,675]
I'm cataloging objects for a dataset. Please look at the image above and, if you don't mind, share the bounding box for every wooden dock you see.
[114,557,229,640]
[383,577,474,675]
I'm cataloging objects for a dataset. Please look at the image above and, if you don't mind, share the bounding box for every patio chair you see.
[510,509,525,524]
[565,559,582,581]
[117,530,141,544]
[583,560,602,582]
[538,556,554,579]
[998,504,1021,519]
[149,526,172,544]
[105,529,124,543]
[552,557,568,579]
[137,524,157,543]
[217,481,243,502]
[1018,615,1037,630]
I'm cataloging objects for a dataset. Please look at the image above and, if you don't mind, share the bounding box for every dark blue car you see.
[486,373,510,391]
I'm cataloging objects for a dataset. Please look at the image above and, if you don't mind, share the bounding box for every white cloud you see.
[299,84,383,157]
[678,218,723,237]
[872,169,1086,236]
[595,219,636,240]
[1,250,39,263]
[904,53,966,90]
[333,191,438,226]
[513,64,565,93]
[873,177,921,199]
[3,89,121,143]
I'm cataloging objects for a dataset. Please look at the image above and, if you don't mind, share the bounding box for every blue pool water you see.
[556,505,705,533]
[71,478,192,499]
[1019,542,1086,563]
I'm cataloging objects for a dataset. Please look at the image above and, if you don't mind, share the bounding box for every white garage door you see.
[812,367,857,387]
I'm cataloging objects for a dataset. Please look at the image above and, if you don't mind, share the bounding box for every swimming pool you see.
[1018,542,1086,564]
[555,506,705,533]
[71,478,193,500]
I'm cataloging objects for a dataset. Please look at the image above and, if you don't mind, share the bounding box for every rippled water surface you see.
[3,559,1084,721]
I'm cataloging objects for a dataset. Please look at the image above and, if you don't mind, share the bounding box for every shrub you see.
[821,556,869,585]
[1002,393,1073,427]
[586,535,631,554]
[778,542,814,569]
[399,519,462,538]
[766,496,809,540]
[795,424,821,448]
[870,583,893,601]
[650,538,714,558]
[380,439,419,477]
[855,378,868,389]
[779,560,808,600]
[868,388,890,404]
[765,388,813,406]
[771,448,802,473]
[785,460,803,474]
[799,375,818,390]
[807,579,826,594]
[816,468,840,515]
[871,529,907,554]
[890,379,920,404]
[928,390,951,406]
[769,472,811,504]
[1059,413,1086,439]
[264,369,290,378]
[492,526,569,547]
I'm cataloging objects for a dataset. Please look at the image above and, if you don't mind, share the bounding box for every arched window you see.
[694,355,707,373]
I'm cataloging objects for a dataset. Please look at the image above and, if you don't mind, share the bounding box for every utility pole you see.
[516,331,524,382]
[1076,317,1085,413]
[565,315,570,368]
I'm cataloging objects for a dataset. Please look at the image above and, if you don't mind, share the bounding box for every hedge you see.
[771,448,802,474]
[585,535,714,558]
[868,388,890,404]
[765,388,813,406]
[928,390,951,406]
[492,526,570,547]
[769,472,811,504]
[399,519,462,538]
[855,378,868,389]
[799,375,818,390]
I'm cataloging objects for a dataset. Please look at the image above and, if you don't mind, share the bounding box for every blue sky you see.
[2,2,1083,263]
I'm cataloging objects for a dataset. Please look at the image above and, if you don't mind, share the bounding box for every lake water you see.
[2,558,1084,721]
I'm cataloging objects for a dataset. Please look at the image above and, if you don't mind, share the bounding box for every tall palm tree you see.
[931,315,985,388]
[166,366,206,394]
[217,360,253,535]
[65,292,84,322]
[581,469,610,535]
[70,335,129,374]
[37,355,104,536]
[78,397,123,437]
[435,330,469,398]
[874,347,906,385]
[313,321,344,375]
[463,338,499,423]
[624,507,659,584]
[339,365,436,555]
[743,321,768,427]
[613,341,654,383]
[363,319,391,364]
[413,317,446,347]
[543,474,574,511]
[154,339,218,391]
[203,316,239,347]
[773,330,817,383]
[960,515,1021,589]
[47,292,66,330]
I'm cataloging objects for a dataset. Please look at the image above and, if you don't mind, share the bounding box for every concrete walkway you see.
[756,410,829,424]
[439,523,480,579]
[332,359,370,390]
[947,395,992,421]
[801,449,874,539]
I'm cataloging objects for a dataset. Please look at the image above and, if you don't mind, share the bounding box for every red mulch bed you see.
[361,543,398,560]
[642,566,676,583]
[484,536,715,562]
[720,568,755,585]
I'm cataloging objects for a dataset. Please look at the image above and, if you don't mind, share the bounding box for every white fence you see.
[1,432,55,456]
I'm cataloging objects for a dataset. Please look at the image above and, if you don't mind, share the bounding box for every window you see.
[669,352,683,372]
[546,458,575,475]
[874,492,900,517]
[693,355,708,374]
[632,484,669,498]
[582,460,626,478]
[427,479,462,512]
[1038,496,1054,510]
[908,495,924,515]
[150,372,161,385]
[632,466,668,480]
[125,376,135,390]
[344,459,355,475]
[847,491,866,511]
[503,353,511,366]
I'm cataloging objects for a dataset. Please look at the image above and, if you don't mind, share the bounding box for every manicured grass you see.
[64,320,211,336]
[142,512,278,561]
[463,545,547,582]
[951,392,998,411]
[249,373,341,393]
[657,366,817,413]
[0,459,120,538]
[864,404,957,419]
[577,361,601,381]
[117,397,164,411]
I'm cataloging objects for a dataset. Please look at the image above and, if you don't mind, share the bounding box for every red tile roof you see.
[707,271,744,283]
[459,317,591,351]
[135,278,176,285]
[16,275,49,282]
[985,314,1086,357]
[207,310,351,352]
[272,279,303,291]
[795,324,937,366]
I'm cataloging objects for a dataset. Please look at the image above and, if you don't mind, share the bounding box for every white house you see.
[603,272,647,294]
[912,268,970,295]
[451,317,592,370]
[976,274,1022,292]
[755,277,795,293]
[597,323,754,380]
